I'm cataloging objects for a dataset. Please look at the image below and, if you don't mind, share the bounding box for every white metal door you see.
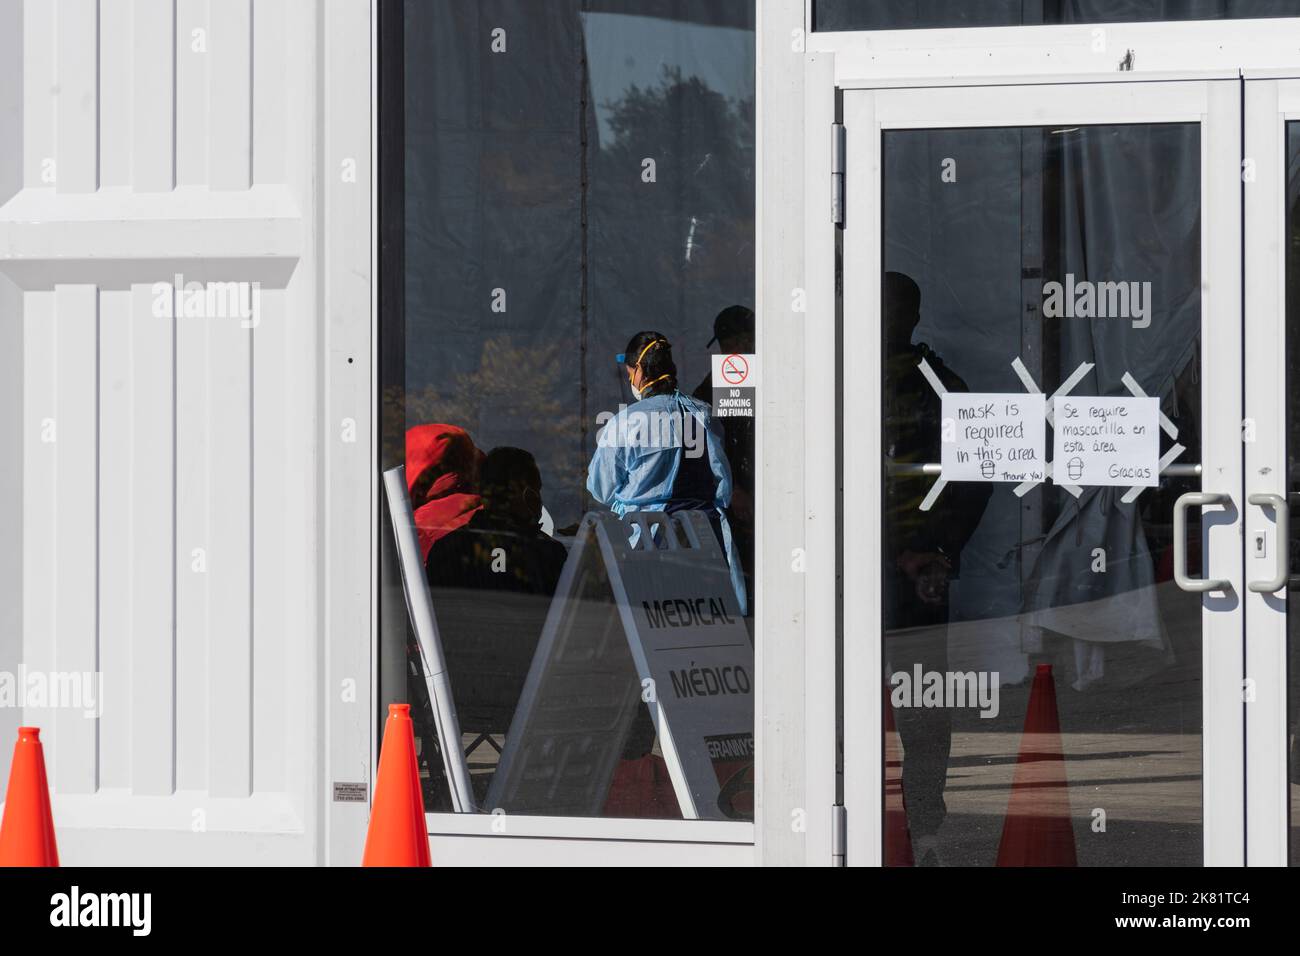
[841,79,1246,867]
[0,0,375,866]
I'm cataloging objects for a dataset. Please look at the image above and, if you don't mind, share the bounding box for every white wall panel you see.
[174,293,210,792]
[174,0,209,188]
[99,0,132,188]
[132,0,177,192]
[208,0,251,192]
[52,283,99,795]
[22,0,54,189]
[54,0,99,193]
[21,292,58,756]
[252,287,288,795]
[130,281,176,795]
[97,288,132,791]
[252,0,287,187]
[205,301,253,799]
[0,0,339,865]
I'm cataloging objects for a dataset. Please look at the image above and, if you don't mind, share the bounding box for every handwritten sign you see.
[1052,396,1159,487]
[941,393,1046,482]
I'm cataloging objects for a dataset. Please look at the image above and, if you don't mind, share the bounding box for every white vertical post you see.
[381,467,475,814]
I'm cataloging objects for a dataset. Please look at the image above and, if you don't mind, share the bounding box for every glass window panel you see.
[385,0,756,820]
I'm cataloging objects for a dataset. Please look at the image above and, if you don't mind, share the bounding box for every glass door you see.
[1243,75,1300,867]
[841,80,1246,866]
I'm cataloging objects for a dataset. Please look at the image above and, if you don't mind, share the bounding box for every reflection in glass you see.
[881,124,1203,865]
[388,1,756,819]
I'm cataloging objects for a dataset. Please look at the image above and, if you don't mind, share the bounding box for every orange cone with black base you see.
[0,727,59,867]
[363,704,431,867]
[883,683,915,867]
[996,664,1077,866]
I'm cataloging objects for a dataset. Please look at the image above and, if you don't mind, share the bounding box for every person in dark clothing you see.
[428,446,566,596]
[882,272,992,866]
[693,306,756,613]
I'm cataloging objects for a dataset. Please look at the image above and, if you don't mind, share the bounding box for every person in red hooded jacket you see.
[405,424,485,561]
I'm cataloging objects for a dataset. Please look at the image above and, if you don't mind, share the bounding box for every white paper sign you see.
[941,393,1047,482]
[1052,396,1159,487]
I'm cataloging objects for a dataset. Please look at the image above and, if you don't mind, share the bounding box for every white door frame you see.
[838,77,1246,866]
[324,0,378,867]
[1242,72,1300,867]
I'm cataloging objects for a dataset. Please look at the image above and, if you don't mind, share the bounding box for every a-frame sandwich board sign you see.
[487,510,754,820]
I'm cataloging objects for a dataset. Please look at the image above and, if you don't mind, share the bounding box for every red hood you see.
[406,424,484,558]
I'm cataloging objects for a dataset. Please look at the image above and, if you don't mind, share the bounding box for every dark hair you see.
[623,330,677,396]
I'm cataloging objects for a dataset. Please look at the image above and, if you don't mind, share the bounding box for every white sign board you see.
[711,353,757,418]
[1052,396,1160,487]
[487,511,754,821]
[941,393,1047,483]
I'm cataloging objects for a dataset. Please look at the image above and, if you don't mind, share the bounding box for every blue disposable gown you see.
[587,389,748,616]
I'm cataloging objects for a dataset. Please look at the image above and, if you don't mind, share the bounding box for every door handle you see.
[1247,493,1288,594]
[1173,491,1231,593]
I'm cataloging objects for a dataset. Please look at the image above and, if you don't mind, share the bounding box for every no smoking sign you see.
[711,353,758,418]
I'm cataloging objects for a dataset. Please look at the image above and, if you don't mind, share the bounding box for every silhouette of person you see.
[882,272,991,865]
[693,306,756,612]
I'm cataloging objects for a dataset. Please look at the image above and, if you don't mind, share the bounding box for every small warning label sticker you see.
[333,781,368,803]
[712,353,758,419]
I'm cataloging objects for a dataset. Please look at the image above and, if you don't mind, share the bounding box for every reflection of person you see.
[425,447,568,742]
[405,424,485,560]
[882,272,991,865]
[589,331,748,616]
[693,306,755,613]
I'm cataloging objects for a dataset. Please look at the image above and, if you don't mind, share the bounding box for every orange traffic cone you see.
[363,704,431,867]
[996,664,1077,866]
[883,683,915,867]
[0,727,59,867]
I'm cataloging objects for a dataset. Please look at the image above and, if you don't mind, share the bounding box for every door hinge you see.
[831,804,847,866]
[832,122,846,227]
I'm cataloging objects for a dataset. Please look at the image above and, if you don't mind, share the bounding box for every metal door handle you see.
[1247,493,1289,594]
[1173,491,1231,593]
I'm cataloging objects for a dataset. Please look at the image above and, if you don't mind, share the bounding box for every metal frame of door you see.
[1243,72,1300,867]
[837,77,1247,867]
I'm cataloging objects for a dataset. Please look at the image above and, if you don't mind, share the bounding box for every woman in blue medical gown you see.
[587,331,748,617]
